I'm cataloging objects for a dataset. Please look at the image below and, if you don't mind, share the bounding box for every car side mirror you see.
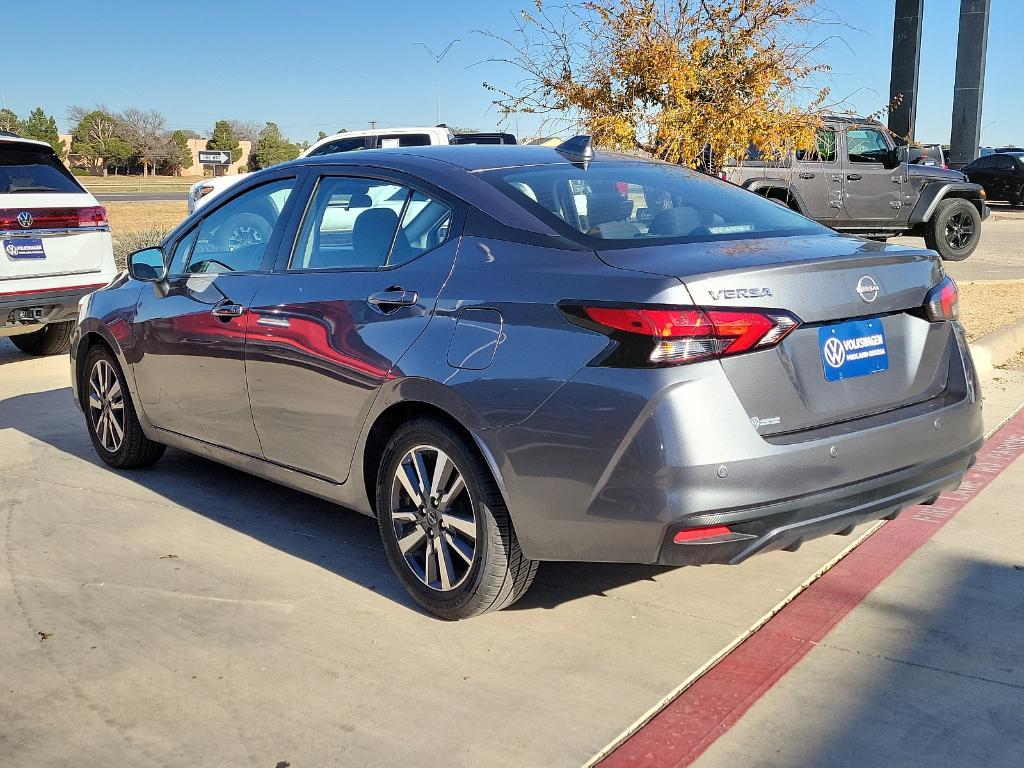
[127,247,167,282]
[893,146,910,167]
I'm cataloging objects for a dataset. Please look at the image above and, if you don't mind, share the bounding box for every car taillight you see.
[923,276,958,321]
[0,206,108,230]
[561,304,801,367]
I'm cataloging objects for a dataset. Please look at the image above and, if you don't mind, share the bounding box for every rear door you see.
[1,141,111,290]
[130,173,301,454]
[842,126,902,221]
[245,168,460,482]
[794,128,841,220]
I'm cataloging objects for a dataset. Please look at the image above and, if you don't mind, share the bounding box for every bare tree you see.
[68,105,128,176]
[118,108,168,176]
[227,119,262,143]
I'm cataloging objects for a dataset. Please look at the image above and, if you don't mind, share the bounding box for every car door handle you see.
[367,289,419,309]
[211,302,245,319]
[847,173,863,181]
[798,172,816,179]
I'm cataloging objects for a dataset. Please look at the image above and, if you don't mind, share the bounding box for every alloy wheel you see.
[389,445,477,591]
[944,211,975,250]
[88,359,126,453]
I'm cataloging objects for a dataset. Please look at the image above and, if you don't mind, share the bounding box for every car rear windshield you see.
[477,161,826,246]
[0,144,84,194]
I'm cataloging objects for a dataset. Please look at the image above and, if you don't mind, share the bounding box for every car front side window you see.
[846,129,891,164]
[186,178,295,274]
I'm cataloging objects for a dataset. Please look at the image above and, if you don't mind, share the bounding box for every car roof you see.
[294,143,642,172]
[0,132,53,150]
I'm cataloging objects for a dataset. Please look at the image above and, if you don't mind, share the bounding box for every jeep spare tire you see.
[924,198,981,261]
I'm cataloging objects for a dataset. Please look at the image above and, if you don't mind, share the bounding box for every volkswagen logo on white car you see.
[822,336,847,368]
[17,211,33,228]
[856,275,880,303]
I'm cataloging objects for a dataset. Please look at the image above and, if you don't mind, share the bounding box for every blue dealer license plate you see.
[3,239,46,259]
[818,318,888,382]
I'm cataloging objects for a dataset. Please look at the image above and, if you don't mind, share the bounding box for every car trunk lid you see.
[596,233,953,435]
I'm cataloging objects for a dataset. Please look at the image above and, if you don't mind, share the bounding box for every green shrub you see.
[70,167,90,176]
[112,227,173,270]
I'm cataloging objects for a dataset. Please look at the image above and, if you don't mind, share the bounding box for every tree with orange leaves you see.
[485,0,832,168]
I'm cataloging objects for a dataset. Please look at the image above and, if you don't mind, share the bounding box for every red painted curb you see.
[600,408,1024,768]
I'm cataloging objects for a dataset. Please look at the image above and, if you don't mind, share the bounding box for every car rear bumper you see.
[0,282,108,336]
[656,439,977,566]
[484,326,983,564]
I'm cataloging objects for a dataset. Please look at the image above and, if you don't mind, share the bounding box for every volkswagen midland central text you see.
[71,139,983,619]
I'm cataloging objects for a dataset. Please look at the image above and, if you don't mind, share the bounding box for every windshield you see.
[478,161,826,245]
[0,144,84,194]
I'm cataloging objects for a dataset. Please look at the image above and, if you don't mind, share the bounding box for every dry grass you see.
[81,175,201,193]
[105,201,188,268]
[957,281,1024,341]
[105,201,188,233]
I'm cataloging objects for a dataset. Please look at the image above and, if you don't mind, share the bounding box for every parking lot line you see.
[594,405,1024,768]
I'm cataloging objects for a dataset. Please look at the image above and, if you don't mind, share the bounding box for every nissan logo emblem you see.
[856,275,880,303]
[17,211,33,228]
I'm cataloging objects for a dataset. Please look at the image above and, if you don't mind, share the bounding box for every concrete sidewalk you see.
[692,370,1024,768]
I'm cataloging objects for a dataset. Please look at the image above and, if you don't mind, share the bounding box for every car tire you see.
[10,321,74,356]
[924,198,981,261]
[82,345,165,469]
[376,417,538,620]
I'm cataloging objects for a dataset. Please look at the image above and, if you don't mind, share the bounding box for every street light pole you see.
[414,40,460,124]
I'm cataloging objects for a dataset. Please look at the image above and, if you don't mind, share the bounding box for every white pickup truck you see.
[1,133,117,355]
[189,126,516,214]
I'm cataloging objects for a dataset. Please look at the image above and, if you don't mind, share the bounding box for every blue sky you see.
[2,0,1019,146]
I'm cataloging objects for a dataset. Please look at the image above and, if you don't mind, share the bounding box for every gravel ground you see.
[957,280,1024,341]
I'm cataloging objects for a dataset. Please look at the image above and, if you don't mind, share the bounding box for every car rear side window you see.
[290,177,452,270]
[306,137,371,156]
[0,144,83,194]
[479,161,825,246]
[795,129,837,163]
[186,178,295,274]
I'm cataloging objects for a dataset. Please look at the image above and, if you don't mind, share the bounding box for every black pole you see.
[887,0,924,143]
[949,0,991,168]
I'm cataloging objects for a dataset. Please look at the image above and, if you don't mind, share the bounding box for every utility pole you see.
[413,40,460,125]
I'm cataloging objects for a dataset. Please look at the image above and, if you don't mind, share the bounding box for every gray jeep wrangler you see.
[721,116,989,260]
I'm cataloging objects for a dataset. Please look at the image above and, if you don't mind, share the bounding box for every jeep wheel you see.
[924,198,981,261]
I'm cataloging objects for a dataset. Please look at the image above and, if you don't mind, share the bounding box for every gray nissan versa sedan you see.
[70,139,983,619]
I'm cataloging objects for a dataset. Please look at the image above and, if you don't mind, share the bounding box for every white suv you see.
[1,132,117,355]
[188,126,516,213]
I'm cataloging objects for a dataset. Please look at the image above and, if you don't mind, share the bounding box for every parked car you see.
[963,151,1024,206]
[72,139,983,619]
[1,132,117,355]
[188,126,516,214]
[720,116,989,260]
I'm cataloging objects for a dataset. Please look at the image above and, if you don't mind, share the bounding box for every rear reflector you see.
[923,276,958,321]
[674,525,733,543]
[562,304,800,367]
[0,206,108,231]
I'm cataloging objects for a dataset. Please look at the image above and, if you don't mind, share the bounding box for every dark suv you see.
[721,117,989,260]
[963,151,1024,207]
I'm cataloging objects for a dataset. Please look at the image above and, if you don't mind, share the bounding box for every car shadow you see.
[0,384,677,615]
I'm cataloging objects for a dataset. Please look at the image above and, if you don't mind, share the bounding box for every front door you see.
[130,176,299,454]
[842,126,902,221]
[246,171,459,482]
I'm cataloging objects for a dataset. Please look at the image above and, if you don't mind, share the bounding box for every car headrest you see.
[587,193,633,227]
[353,208,401,265]
[347,193,372,209]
